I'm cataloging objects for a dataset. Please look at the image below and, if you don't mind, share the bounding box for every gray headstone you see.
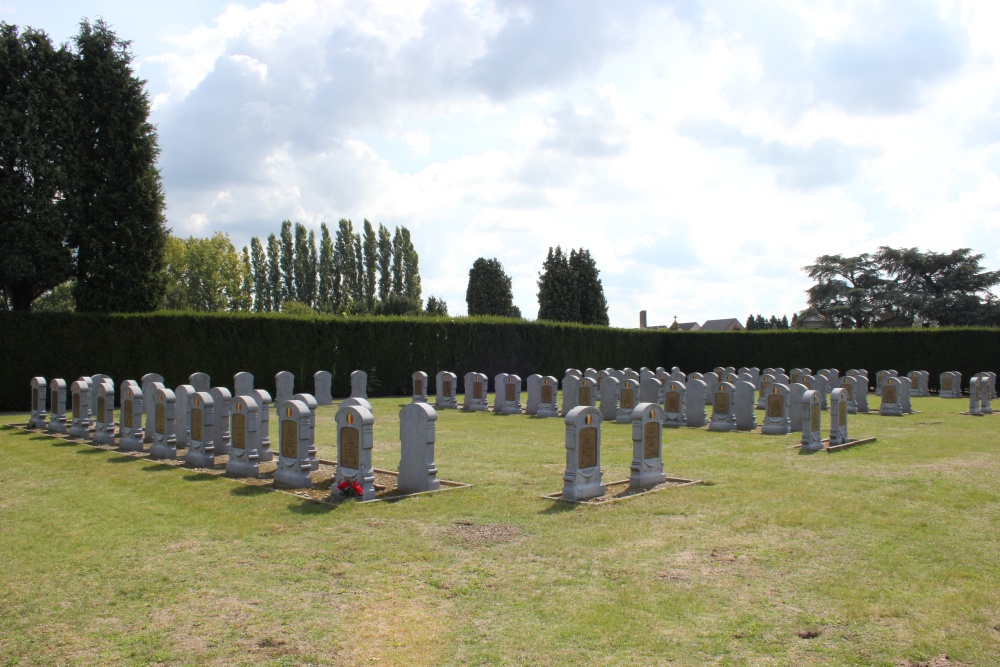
[397,402,440,493]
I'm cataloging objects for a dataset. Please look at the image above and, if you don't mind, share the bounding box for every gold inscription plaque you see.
[155,404,165,435]
[579,386,592,405]
[839,401,847,426]
[473,382,483,400]
[281,419,298,459]
[942,376,952,390]
[767,394,784,418]
[665,392,681,413]
[97,396,106,421]
[340,426,360,469]
[578,427,597,468]
[506,384,516,401]
[32,389,38,412]
[714,392,730,414]
[541,385,553,404]
[845,383,854,400]
[73,393,80,419]
[810,403,820,431]
[52,390,58,413]
[232,413,246,449]
[124,400,134,429]
[191,408,203,442]
[643,421,659,459]
[621,388,634,410]
[884,386,897,404]
[443,380,452,396]
[415,379,423,395]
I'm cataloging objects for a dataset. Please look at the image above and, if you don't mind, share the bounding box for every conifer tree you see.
[400,227,421,303]
[306,229,318,308]
[569,248,609,325]
[318,223,335,312]
[467,257,517,317]
[537,246,577,322]
[293,222,309,304]
[362,219,378,312]
[279,220,294,303]
[250,236,269,312]
[391,226,405,296]
[266,233,282,312]
[376,224,393,303]
[334,219,359,313]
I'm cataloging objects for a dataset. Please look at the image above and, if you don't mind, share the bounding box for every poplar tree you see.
[317,223,335,312]
[250,236,269,312]
[391,226,405,296]
[293,222,309,304]
[306,229,318,308]
[266,233,282,311]
[362,219,377,312]
[376,224,393,303]
[334,219,359,313]
[400,227,421,303]
[279,220,294,303]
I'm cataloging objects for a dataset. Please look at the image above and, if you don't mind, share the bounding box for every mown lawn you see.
[1,394,998,666]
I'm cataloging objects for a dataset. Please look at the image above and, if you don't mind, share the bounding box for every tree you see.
[802,253,893,329]
[266,233,282,312]
[391,226,404,296]
[376,223,393,303]
[235,245,253,311]
[334,218,360,313]
[317,223,335,312]
[374,294,422,316]
[0,24,75,311]
[250,236,269,312]
[537,246,577,321]
[160,233,244,311]
[69,19,166,312]
[466,257,518,317]
[279,220,294,303]
[569,248,609,325]
[293,222,309,305]
[362,219,377,312]
[32,280,76,312]
[306,229,317,308]
[400,226,421,303]
[875,247,1000,326]
[425,295,448,316]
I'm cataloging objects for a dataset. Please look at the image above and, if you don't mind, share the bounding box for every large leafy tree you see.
[875,247,1000,326]
[466,257,519,317]
[160,233,244,311]
[0,24,75,311]
[69,19,166,312]
[802,253,891,329]
[536,246,609,325]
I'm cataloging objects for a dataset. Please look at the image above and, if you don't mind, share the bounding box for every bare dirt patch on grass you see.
[896,655,965,667]
[446,520,523,547]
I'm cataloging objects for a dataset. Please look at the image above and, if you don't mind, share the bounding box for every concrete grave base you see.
[542,476,704,505]
[790,437,878,453]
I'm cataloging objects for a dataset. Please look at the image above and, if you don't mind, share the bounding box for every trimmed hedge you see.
[1,312,998,410]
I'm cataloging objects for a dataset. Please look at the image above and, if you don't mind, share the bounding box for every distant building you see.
[699,318,745,332]
[669,321,701,331]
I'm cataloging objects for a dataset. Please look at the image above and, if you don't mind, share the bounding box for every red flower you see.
[336,480,350,492]
[352,482,363,496]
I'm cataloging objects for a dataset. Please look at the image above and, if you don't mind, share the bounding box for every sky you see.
[4,0,1000,327]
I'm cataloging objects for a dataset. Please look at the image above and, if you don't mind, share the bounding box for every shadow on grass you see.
[797,448,819,456]
[142,463,178,472]
[50,439,81,447]
[182,472,219,482]
[75,447,104,455]
[106,454,143,463]
[230,485,271,497]
[289,499,342,515]
[538,501,579,515]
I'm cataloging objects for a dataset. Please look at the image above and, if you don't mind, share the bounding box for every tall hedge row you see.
[1,312,998,410]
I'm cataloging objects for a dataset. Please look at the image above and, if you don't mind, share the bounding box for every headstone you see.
[252,389,273,462]
[640,376,663,405]
[525,374,543,415]
[275,371,294,404]
[577,377,596,409]
[492,373,509,412]
[968,376,983,416]
[840,376,858,414]
[685,379,708,427]
[788,383,807,432]
[562,406,605,501]
[756,375,774,410]
[47,378,67,434]
[813,374,829,410]
[561,374,580,416]
[702,372,719,406]
[141,373,164,444]
[898,376,913,414]
[598,375,619,421]
[234,371,255,398]
[630,403,668,488]
[708,382,737,432]
[907,371,923,397]
[761,383,790,435]
[189,372,211,393]
[333,404,375,499]
[498,375,522,415]
[670,368,685,384]
[537,376,561,418]
[226,395,261,478]
[274,399,314,489]
[939,371,958,398]
[801,390,823,451]
[435,371,458,410]
[662,380,686,429]
[734,380,757,431]
[879,377,903,416]
[119,381,145,451]
[410,371,428,404]
[174,384,196,449]
[350,370,369,399]
[626,370,640,383]
[292,392,319,470]
[398,403,440,493]
[565,368,582,379]
[978,372,993,414]
[616,378,640,424]
[463,372,489,412]
[149,385,178,460]
[93,381,116,445]
[29,377,47,429]
[210,387,233,455]
[855,377,870,413]
[68,379,92,439]
[829,387,849,445]
[184,391,216,468]
[314,370,333,406]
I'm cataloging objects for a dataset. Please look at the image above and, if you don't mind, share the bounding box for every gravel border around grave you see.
[4,423,471,506]
[541,476,704,505]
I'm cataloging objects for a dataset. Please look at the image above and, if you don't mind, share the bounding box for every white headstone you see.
[734,380,757,431]
[189,372,211,393]
[226,395,261,478]
[499,375,522,415]
[29,377,47,429]
[598,375,619,421]
[350,369,368,399]
[525,374,543,416]
[274,399,314,489]
[68,379,92,439]
[314,370,333,406]
[119,381,145,451]
[616,379,640,424]
[801,390,823,451]
[252,389,273,462]
[47,378,67,434]
[234,372,255,398]
[210,386,233,455]
[92,380,116,445]
[149,385,178,460]
[184,391,216,468]
[829,387,848,445]
[685,379,707,427]
[141,373,164,444]
[174,384,196,448]
[275,371,295,404]
[662,380,686,428]
[398,402,440,493]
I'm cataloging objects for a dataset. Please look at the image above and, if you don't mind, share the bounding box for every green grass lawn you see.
[1,395,999,666]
